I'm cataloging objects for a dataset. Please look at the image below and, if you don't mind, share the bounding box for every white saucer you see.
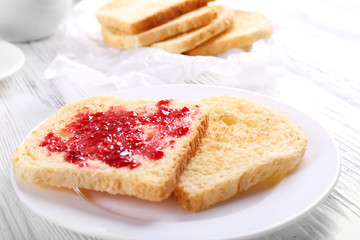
[0,40,25,80]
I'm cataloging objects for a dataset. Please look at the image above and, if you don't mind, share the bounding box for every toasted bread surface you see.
[185,10,273,56]
[101,6,217,49]
[96,0,214,34]
[174,95,307,212]
[151,5,234,54]
[13,96,209,201]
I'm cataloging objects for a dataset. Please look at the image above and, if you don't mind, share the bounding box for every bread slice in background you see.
[13,96,209,202]
[151,5,234,54]
[240,44,253,52]
[174,95,307,212]
[101,6,217,49]
[185,10,273,56]
[96,0,214,35]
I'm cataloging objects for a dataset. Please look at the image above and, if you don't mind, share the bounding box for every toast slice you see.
[151,5,234,54]
[101,6,217,49]
[96,0,214,35]
[174,95,307,212]
[185,10,273,56]
[13,96,209,201]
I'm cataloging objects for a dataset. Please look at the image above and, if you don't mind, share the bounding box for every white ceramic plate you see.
[12,85,341,240]
[0,40,25,80]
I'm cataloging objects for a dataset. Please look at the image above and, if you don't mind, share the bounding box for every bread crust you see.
[101,6,217,49]
[174,95,307,212]
[13,96,209,201]
[96,0,214,34]
[151,5,234,54]
[185,10,273,56]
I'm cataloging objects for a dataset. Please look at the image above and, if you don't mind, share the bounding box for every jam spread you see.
[40,100,194,169]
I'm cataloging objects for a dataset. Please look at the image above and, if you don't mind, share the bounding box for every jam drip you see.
[40,100,192,169]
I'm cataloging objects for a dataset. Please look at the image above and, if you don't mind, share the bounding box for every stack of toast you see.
[13,95,307,212]
[96,0,273,55]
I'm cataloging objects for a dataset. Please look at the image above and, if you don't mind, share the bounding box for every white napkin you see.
[45,0,285,90]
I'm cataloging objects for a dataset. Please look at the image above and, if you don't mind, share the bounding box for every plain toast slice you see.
[151,5,234,54]
[96,0,214,34]
[185,10,273,56]
[13,96,209,201]
[101,6,217,49]
[174,95,307,212]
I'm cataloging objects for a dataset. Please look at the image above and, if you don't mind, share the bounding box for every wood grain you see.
[1,0,360,239]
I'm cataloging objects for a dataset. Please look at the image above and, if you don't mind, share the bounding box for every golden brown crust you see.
[101,6,217,49]
[129,0,214,34]
[185,10,273,56]
[96,0,214,35]
[151,5,234,54]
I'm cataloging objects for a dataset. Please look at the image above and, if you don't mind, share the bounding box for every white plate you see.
[12,85,341,240]
[0,40,25,80]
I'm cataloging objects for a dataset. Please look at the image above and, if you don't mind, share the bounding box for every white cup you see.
[0,0,72,42]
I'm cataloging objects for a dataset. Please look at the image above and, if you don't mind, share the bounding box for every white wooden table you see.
[1,0,360,239]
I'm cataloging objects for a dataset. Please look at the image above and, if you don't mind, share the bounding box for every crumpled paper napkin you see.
[45,0,286,90]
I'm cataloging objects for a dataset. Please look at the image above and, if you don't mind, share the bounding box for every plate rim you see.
[11,84,342,239]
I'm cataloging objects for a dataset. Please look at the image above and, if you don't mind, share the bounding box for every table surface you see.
[1,0,360,239]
